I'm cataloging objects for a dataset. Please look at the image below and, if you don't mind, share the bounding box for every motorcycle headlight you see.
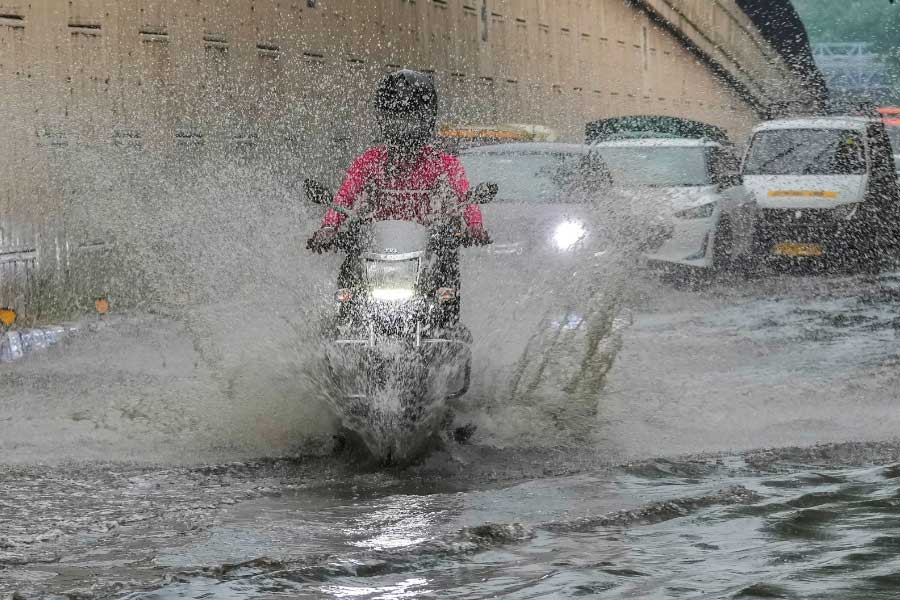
[366,259,419,302]
[675,202,716,220]
[553,221,587,250]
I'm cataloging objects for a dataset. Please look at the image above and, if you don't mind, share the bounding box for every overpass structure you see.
[0,0,823,313]
[813,43,893,105]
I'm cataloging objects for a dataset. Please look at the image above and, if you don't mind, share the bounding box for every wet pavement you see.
[3,269,900,598]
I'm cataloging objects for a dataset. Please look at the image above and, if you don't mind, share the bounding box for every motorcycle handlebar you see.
[316,222,490,254]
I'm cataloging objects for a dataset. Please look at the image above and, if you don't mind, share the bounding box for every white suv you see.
[590,136,756,271]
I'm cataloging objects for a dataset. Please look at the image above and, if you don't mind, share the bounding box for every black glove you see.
[307,227,337,253]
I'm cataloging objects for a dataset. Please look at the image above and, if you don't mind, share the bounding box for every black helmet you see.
[375,70,438,150]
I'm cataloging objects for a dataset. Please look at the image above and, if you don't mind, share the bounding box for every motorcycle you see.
[305,178,497,463]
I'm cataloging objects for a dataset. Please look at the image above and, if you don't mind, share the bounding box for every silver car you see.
[458,142,625,410]
[459,143,608,260]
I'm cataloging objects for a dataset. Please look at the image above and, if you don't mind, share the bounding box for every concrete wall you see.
[634,0,821,115]
[0,0,816,148]
[0,0,815,313]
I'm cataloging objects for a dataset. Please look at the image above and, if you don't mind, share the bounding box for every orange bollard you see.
[95,298,110,315]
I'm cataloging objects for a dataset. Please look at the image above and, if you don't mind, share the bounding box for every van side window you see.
[866,123,892,178]
[865,122,900,205]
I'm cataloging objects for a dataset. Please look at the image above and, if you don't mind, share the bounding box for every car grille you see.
[758,208,837,228]
[754,208,842,248]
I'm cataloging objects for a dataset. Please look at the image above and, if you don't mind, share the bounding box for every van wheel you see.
[712,217,734,273]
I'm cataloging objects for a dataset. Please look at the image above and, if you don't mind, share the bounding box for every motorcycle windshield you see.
[360,221,429,303]
[360,220,429,260]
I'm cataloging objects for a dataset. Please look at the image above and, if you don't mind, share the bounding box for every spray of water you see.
[1,143,344,462]
[0,138,667,463]
[453,187,668,449]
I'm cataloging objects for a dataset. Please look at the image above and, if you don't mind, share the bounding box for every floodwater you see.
[4,269,900,598]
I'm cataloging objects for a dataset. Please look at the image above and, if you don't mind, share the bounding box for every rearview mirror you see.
[304,179,333,205]
[471,182,498,204]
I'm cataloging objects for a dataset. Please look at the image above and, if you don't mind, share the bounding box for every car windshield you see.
[460,150,604,203]
[743,128,866,176]
[591,146,711,187]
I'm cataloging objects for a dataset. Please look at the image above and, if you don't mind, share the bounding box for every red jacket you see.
[321,145,484,229]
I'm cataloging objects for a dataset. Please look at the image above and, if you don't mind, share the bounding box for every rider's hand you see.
[307,227,337,253]
[463,226,492,247]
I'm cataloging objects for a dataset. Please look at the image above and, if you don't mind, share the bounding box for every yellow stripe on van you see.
[768,190,839,199]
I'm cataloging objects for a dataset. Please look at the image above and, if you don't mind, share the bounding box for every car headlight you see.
[553,221,587,250]
[833,202,859,220]
[675,202,716,219]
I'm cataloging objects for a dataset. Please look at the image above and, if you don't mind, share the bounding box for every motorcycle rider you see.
[307,70,491,327]
[306,69,491,252]
[308,71,489,445]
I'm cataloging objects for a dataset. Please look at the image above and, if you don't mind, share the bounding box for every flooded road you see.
[600,270,900,460]
[3,270,900,598]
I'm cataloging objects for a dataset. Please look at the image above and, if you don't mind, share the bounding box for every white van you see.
[742,116,900,265]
